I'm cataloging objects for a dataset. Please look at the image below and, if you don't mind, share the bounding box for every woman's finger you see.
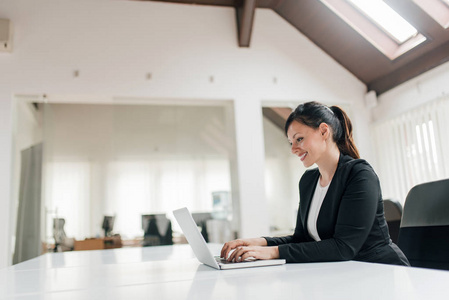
[228,246,243,262]
[241,250,258,261]
[221,240,240,259]
[230,246,251,262]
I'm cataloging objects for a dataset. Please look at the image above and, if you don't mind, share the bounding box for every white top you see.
[2,244,449,299]
[307,178,331,241]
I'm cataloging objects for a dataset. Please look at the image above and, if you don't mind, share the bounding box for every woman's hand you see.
[220,238,268,260]
[227,245,280,262]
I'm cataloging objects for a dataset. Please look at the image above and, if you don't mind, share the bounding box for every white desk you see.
[1,244,449,299]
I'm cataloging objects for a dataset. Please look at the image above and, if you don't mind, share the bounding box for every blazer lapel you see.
[315,153,352,237]
[300,170,320,234]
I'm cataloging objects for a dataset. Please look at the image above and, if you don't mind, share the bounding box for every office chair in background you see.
[102,215,116,237]
[53,218,74,252]
[191,212,212,242]
[142,214,173,246]
[383,199,402,244]
[397,179,449,270]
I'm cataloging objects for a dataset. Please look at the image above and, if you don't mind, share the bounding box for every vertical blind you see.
[372,97,449,203]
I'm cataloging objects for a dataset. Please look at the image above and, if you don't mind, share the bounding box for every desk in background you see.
[2,244,449,299]
[73,236,122,251]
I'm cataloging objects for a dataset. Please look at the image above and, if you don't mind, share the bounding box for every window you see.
[319,0,426,60]
[45,161,91,240]
[347,0,418,43]
[372,98,449,203]
[107,158,231,237]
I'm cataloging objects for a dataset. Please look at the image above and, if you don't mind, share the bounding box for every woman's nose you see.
[291,144,298,154]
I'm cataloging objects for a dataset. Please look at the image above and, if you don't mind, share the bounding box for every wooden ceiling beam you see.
[235,0,257,47]
[368,39,449,95]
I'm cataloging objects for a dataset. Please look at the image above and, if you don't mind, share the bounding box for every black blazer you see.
[265,154,409,266]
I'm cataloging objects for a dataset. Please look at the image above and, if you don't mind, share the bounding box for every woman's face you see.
[287,120,328,168]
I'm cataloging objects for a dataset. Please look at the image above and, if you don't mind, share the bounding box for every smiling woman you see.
[221,101,410,266]
[285,101,359,169]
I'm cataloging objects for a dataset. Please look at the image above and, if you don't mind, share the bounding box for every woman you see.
[221,101,409,266]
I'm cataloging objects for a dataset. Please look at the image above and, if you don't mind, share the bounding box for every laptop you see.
[173,207,286,270]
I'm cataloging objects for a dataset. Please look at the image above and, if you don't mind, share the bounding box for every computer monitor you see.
[102,215,115,237]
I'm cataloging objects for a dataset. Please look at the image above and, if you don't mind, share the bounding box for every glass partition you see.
[262,106,305,236]
[33,100,237,250]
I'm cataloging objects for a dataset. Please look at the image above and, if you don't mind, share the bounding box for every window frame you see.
[319,0,427,60]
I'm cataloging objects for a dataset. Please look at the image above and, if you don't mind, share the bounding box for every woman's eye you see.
[296,138,303,143]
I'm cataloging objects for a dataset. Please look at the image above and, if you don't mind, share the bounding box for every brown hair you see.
[284,101,360,159]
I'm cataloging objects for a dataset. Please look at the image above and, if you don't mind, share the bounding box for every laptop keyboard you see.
[215,257,235,264]
[214,256,255,264]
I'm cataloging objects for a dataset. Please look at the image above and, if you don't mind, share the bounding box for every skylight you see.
[319,0,426,60]
[347,0,418,43]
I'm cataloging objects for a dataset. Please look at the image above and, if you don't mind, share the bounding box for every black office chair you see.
[397,179,449,270]
[192,212,212,242]
[383,199,402,244]
[142,214,173,246]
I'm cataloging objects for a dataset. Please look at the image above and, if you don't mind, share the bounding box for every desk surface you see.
[1,244,449,299]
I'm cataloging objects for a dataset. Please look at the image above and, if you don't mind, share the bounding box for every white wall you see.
[44,104,233,158]
[0,0,368,267]
[373,61,449,122]
[0,93,12,269]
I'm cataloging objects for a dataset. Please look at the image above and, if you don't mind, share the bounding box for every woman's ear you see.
[319,123,329,137]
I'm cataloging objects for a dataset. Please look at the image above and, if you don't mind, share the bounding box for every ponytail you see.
[330,106,360,159]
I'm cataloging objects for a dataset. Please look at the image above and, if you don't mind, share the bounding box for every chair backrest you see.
[383,199,402,244]
[142,214,173,246]
[398,179,449,270]
[53,218,67,244]
[192,212,212,242]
